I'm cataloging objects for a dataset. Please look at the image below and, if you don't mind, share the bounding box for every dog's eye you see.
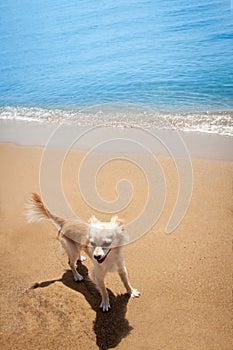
[102,241,111,248]
[90,241,96,247]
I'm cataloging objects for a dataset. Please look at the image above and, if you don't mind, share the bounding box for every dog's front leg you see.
[95,274,110,312]
[118,265,140,298]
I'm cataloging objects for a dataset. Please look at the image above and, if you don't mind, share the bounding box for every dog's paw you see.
[77,255,86,262]
[130,288,140,298]
[100,299,111,312]
[73,274,83,282]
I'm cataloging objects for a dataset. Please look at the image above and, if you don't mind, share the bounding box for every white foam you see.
[0,106,233,136]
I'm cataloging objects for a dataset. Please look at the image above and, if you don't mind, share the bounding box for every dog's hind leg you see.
[69,256,83,282]
[77,253,87,262]
[59,236,83,282]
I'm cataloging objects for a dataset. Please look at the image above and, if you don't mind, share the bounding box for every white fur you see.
[26,193,140,311]
[87,219,140,311]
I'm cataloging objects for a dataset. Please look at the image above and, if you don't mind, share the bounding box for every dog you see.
[26,193,140,311]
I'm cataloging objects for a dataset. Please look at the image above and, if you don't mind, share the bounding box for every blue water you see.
[0,0,233,133]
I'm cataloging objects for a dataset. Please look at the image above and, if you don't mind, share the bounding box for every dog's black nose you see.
[94,255,102,260]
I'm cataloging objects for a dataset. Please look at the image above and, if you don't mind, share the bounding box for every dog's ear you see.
[115,224,128,245]
[111,215,124,229]
[88,215,99,224]
[115,225,124,234]
[110,215,118,224]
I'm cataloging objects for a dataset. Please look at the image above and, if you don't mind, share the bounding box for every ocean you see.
[0,0,233,135]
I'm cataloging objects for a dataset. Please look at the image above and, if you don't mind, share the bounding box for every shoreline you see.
[1,119,233,161]
[1,105,233,136]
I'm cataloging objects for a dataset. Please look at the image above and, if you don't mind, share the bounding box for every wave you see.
[0,106,233,136]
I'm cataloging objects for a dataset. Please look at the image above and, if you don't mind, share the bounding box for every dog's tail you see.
[25,193,65,229]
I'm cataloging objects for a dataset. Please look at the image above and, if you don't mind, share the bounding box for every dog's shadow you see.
[32,262,133,350]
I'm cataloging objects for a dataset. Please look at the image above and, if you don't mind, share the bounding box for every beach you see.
[0,127,232,350]
[1,0,233,348]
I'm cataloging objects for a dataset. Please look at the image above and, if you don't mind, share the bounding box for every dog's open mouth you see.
[96,249,111,264]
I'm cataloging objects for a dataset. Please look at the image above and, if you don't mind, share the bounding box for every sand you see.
[0,137,232,350]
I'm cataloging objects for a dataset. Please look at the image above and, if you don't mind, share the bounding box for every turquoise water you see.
[0,0,233,133]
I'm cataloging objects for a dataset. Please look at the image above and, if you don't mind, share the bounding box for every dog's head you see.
[87,215,127,264]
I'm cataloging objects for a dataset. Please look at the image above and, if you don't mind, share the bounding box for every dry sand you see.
[0,141,232,350]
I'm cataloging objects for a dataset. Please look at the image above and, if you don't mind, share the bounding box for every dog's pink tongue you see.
[97,249,111,264]
[97,256,106,264]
